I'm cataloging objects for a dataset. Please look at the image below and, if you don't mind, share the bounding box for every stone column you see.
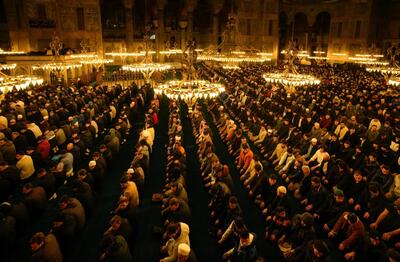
[211,0,224,45]
[123,0,135,51]
[185,0,198,41]
[179,20,188,49]
[187,12,193,41]
[157,8,165,61]
[212,15,219,45]
[156,0,168,61]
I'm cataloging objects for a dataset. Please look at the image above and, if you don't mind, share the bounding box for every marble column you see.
[211,0,224,45]
[185,0,197,41]
[157,8,165,61]
[179,20,188,49]
[125,8,134,50]
[212,15,219,45]
[187,12,193,41]
[156,0,168,61]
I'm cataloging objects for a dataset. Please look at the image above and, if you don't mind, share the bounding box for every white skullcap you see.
[17,114,23,120]
[127,168,134,174]
[277,186,287,195]
[390,141,399,152]
[43,115,49,120]
[178,243,191,257]
[89,160,96,167]
[311,138,318,143]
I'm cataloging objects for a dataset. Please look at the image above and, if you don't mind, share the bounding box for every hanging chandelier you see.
[0,48,25,55]
[0,72,43,93]
[120,28,171,81]
[348,44,385,65]
[154,40,225,109]
[75,52,113,69]
[0,64,17,70]
[155,79,224,100]
[308,50,329,60]
[365,45,400,85]
[80,58,113,66]
[388,77,400,86]
[33,36,82,73]
[263,40,320,93]
[222,65,240,70]
[198,13,271,69]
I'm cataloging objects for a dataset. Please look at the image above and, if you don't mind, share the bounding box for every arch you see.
[133,0,156,38]
[313,12,331,36]
[279,11,288,50]
[218,0,237,35]
[165,0,184,31]
[311,11,331,52]
[293,12,308,34]
[193,0,212,33]
[101,0,125,30]
[291,12,308,47]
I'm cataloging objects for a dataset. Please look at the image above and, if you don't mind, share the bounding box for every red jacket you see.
[37,140,51,159]
[333,212,365,249]
[152,112,159,126]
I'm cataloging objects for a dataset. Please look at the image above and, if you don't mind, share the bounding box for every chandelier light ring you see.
[366,67,400,75]
[0,64,17,70]
[33,63,82,71]
[121,63,172,73]
[154,80,225,101]
[198,54,271,63]
[80,59,114,65]
[0,48,25,55]
[263,73,321,87]
[0,74,44,93]
[388,77,400,86]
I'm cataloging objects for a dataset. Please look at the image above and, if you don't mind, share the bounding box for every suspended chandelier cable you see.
[120,27,171,81]
[365,45,400,85]
[154,40,225,107]
[32,35,82,73]
[198,13,271,68]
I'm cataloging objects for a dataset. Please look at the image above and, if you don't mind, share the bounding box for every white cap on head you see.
[89,160,96,168]
[178,243,191,257]
[17,114,23,120]
[127,168,134,174]
[277,186,287,195]
[311,138,318,143]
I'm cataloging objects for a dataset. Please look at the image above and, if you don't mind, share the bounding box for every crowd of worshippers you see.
[99,96,159,262]
[0,81,154,261]
[198,63,400,261]
[191,107,263,262]
[154,100,195,262]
